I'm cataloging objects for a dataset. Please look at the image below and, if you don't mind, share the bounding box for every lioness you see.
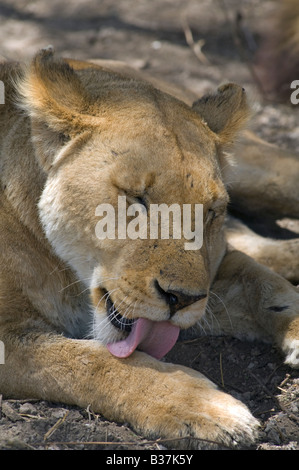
[0,49,298,449]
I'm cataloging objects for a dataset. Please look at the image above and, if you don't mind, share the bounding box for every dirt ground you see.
[0,0,298,451]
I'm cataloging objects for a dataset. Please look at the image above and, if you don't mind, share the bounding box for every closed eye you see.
[206,205,226,223]
[135,196,147,209]
[120,190,148,212]
[207,209,216,223]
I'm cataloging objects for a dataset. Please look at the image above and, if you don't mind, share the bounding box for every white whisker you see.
[96,276,120,287]
[58,277,92,293]
[209,290,233,332]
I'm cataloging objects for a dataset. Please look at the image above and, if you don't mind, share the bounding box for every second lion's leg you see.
[225,217,299,283]
[200,249,299,368]
[228,131,299,219]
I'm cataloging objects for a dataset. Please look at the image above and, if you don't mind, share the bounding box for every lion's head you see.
[19,50,250,359]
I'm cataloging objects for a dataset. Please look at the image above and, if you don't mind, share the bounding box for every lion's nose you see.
[154,280,207,316]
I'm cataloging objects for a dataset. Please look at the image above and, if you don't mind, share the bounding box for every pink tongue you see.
[107,318,180,359]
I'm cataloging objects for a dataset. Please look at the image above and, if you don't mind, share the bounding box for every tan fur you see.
[229,131,299,218]
[225,217,299,283]
[0,50,298,449]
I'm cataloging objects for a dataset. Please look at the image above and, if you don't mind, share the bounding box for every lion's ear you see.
[192,83,251,146]
[17,49,96,170]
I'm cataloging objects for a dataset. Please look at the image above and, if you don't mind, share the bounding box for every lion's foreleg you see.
[0,319,258,448]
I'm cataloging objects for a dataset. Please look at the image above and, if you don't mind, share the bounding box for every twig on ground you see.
[41,434,233,449]
[182,16,210,65]
[44,410,70,441]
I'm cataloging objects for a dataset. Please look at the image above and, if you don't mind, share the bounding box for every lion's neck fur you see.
[0,62,91,338]
[0,62,47,242]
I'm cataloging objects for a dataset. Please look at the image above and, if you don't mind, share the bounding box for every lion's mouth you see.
[103,289,180,360]
[105,290,136,332]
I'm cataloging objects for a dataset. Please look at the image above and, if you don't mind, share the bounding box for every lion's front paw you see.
[134,366,259,449]
[284,339,299,368]
[281,318,299,368]
[186,390,260,449]
[256,281,299,369]
[267,299,299,368]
